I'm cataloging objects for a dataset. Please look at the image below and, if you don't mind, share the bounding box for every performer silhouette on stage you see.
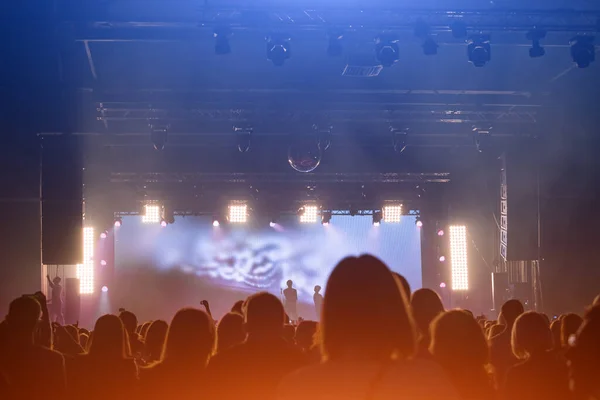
[313,285,323,321]
[283,280,298,322]
[46,275,64,324]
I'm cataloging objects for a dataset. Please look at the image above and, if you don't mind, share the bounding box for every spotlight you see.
[299,205,318,223]
[451,20,468,39]
[383,204,402,223]
[422,37,439,56]
[100,231,108,239]
[101,286,108,293]
[570,36,595,68]
[142,204,162,224]
[373,211,383,226]
[416,219,423,228]
[100,260,107,266]
[212,219,220,227]
[266,34,291,66]
[150,124,168,151]
[214,27,232,55]
[437,229,445,236]
[327,30,344,57]
[228,203,248,224]
[439,282,447,289]
[375,33,400,67]
[269,221,276,228]
[439,255,446,262]
[321,211,332,225]
[527,30,546,58]
[160,219,167,227]
[467,34,491,67]
[234,127,252,153]
[114,217,122,227]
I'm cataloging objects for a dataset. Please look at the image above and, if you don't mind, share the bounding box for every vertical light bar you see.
[142,204,161,223]
[228,204,248,223]
[383,204,403,223]
[300,205,318,223]
[449,225,468,291]
[78,227,95,294]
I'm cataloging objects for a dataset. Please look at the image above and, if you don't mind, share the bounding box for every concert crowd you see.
[1,254,599,400]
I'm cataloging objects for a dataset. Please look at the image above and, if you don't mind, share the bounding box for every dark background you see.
[1,0,600,317]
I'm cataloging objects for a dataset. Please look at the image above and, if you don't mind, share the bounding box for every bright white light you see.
[114,219,122,227]
[213,220,220,227]
[450,225,468,291]
[373,222,380,227]
[437,229,445,236]
[100,260,107,266]
[161,220,167,227]
[416,220,423,228]
[383,205,403,223]
[300,205,318,223]
[269,222,276,228]
[100,231,107,239]
[101,286,108,293]
[439,256,446,262]
[142,204,161,224]
[77,227,95,294]
[229,204,248,223]
[440,282,447,288]
[323,222,330,226]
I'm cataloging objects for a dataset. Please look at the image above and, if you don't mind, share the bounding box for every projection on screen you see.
[113,214,422,321]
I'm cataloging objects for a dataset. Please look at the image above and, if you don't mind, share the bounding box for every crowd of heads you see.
[1,254,599,400]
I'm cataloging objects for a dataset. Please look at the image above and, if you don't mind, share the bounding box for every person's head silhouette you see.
[322,255,415,361]
[431,310,488,367]
[501,299,525,328]
[392,272,411,300]
[52,277,61,285]
[295,320,318,351]
[286,280,293,289]
[410,288,445,339]
[231,300,245,315]
[162,308,214,367]
[6,296,42,339]
[567,305,600,399]
[89,314,129,360]
[314,285,321,294]
[145,319,168,362]
[245,292,285,338]
[511,311,553,359]
[216,312,245,353]
[561,313,583,349]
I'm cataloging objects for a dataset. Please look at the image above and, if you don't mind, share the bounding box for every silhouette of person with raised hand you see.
[1,296,67,398]
[46,275,64,324]
[313,285,323,321]
[283,280,298,323]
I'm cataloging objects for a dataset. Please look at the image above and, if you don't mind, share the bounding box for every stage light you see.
[449,225,468,291]
[266,34,291,66]
[160,219,167,227]
[101,286,108,293]
[228,204,248,223]
[468,35,491,67]
[383,205,402,223]
[214,27,232,55]
[570,35,595,68]
[416,220,423,228]
[375,34,400,67]
[527,30,547,58]
[150,125,168,151]
[437,229,445,237]
[439,282,447,288]
[100,260,107,266]
[212,219,220,227]
[142,204,161,224]
[373,211,383,226]
[439,256,446,262]
[114,217,122,227]
[78,227,95,294]
[269,221,276,228]
[100,231,107,239]
[299,205,318,223]
[322,211,332,225]
[422,37,439,56]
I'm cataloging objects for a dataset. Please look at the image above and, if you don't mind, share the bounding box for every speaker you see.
[500,150,539,261]
[42,134,83,265]
[65,278,80,325]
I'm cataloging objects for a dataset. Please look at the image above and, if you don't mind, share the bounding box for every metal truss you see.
[109,172,451,184]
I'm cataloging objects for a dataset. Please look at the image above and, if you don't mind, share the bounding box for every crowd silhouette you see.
[1,254,599,400]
